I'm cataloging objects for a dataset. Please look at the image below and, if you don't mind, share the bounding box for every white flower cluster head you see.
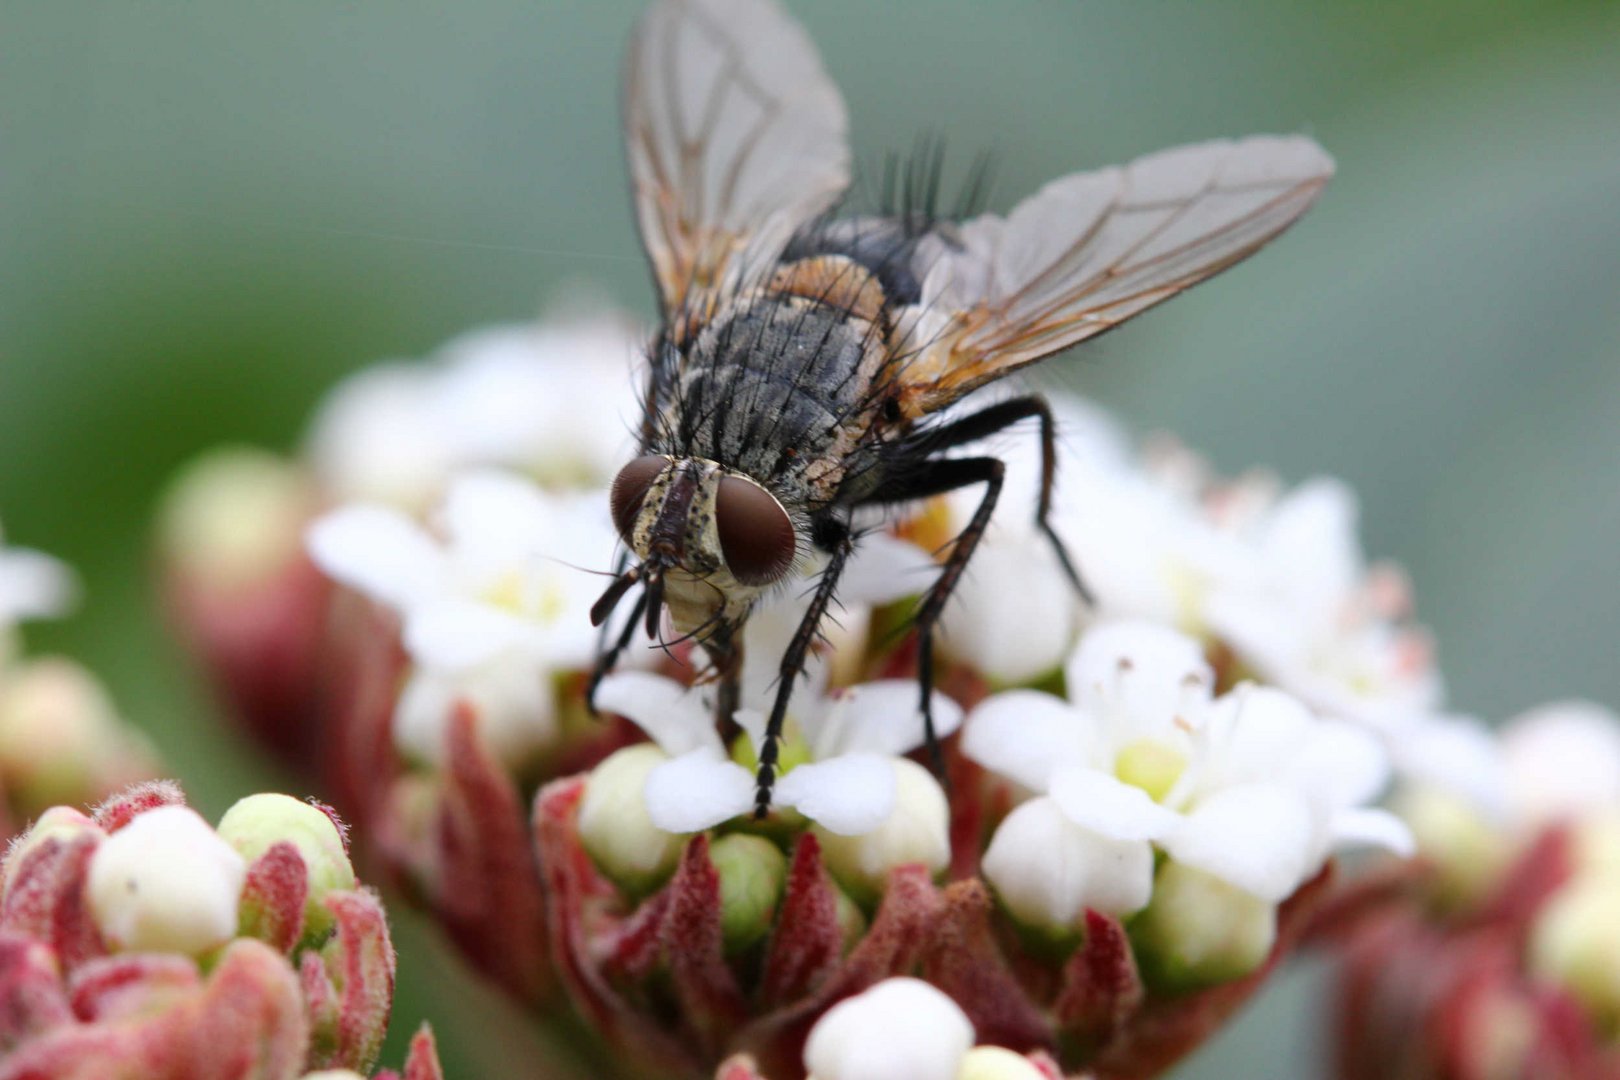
[804,978,1048,1080]
[304,302,651,770]
[1395,699,1620,885]
[308,470,629,769]
[305,304,642,510]
[934,390,1442,734]
[963,621,1411,939]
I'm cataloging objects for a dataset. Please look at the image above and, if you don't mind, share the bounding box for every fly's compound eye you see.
[610,455,666,542]
[715,476,796,586]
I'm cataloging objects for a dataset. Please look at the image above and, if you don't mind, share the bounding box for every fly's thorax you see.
[608,454,806,633]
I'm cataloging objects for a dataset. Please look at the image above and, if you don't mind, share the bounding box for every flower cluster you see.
[0,780,444,1079]
[154,300,1616,1078]
[0,520,160,837]
[1320,701,1620,1077]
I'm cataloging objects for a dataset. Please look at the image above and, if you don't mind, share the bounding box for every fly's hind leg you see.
[903,393,1092,603]
[858,455,1005,778]
[852,392,1092,778]
[704,623,744,746]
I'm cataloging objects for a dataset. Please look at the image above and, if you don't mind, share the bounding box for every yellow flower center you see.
[1114,738,1186,803]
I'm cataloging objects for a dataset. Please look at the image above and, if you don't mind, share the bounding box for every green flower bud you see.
[1528,870,1620,1031]
[578,745,681,894]
[218,794,356,939]
[709,833,788,953]
[957,1046,1047,1080]
[1132,860,1276,990]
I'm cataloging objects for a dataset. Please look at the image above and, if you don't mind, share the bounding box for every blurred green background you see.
[4,1,1618,1075]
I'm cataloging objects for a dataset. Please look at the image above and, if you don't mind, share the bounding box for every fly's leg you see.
[860,456,1005,777]
[586,589,648,716]
[754,522,852,817]
[705,623,745,746]
[902,393,1091,602]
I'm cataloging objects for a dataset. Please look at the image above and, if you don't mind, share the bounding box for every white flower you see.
[308,470,630,768]
[86,805,247,956]
[804,978,974,1080]
[0,522,78,631]
[306,309,641,508]
[964,621,1410,924]
[1498,700,1620,828]
[1202,479,1444,731]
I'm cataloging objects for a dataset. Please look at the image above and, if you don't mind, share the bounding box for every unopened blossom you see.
[156,447,317,598]
[217,793,356,938]
[306,309,641,508]
[804,978,974,1080]
[2,782,418,1077]
[86,803,247,956]
[308,469,632,769]
[802,977,1055,1080]
[966,621,1409,933]
[0,656,160,817]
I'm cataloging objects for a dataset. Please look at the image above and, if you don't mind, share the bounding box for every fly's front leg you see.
[905,393,1092,603]
[704,623,744,746]
[754,521,852,818]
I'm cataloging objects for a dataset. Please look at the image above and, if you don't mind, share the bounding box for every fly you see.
[589,0,1334,816]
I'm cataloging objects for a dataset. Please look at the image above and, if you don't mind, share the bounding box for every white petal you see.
[305,504,444,610]
[815,760,950,892]
[643,751,755,833]
[1065,620,1213,738]
[1048,766,1181,842]
[592,671,722,757]
[936,534,1079,685]
[1502,701,1620,826]
[1282,719,1391,812]
[441,469,553,554]
[804,978,973,1080]
[304,362,450,508]
[838,533,938,606]
[776,754,897,836]
[403,602,536,671]
[0,548,79,622]
[1329,807,1415,858]
[392,655,556,769]
[1162,785,1316,901]
[961,690,1091,793]
[982,797,1155,923]
[807,680,962,759]
[1392,714,1507,820]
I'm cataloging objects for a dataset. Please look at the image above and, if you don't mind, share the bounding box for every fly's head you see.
[591,455,802,641]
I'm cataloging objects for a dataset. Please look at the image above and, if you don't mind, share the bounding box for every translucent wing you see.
[625,0,850,335]
[892,135,1335,415]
